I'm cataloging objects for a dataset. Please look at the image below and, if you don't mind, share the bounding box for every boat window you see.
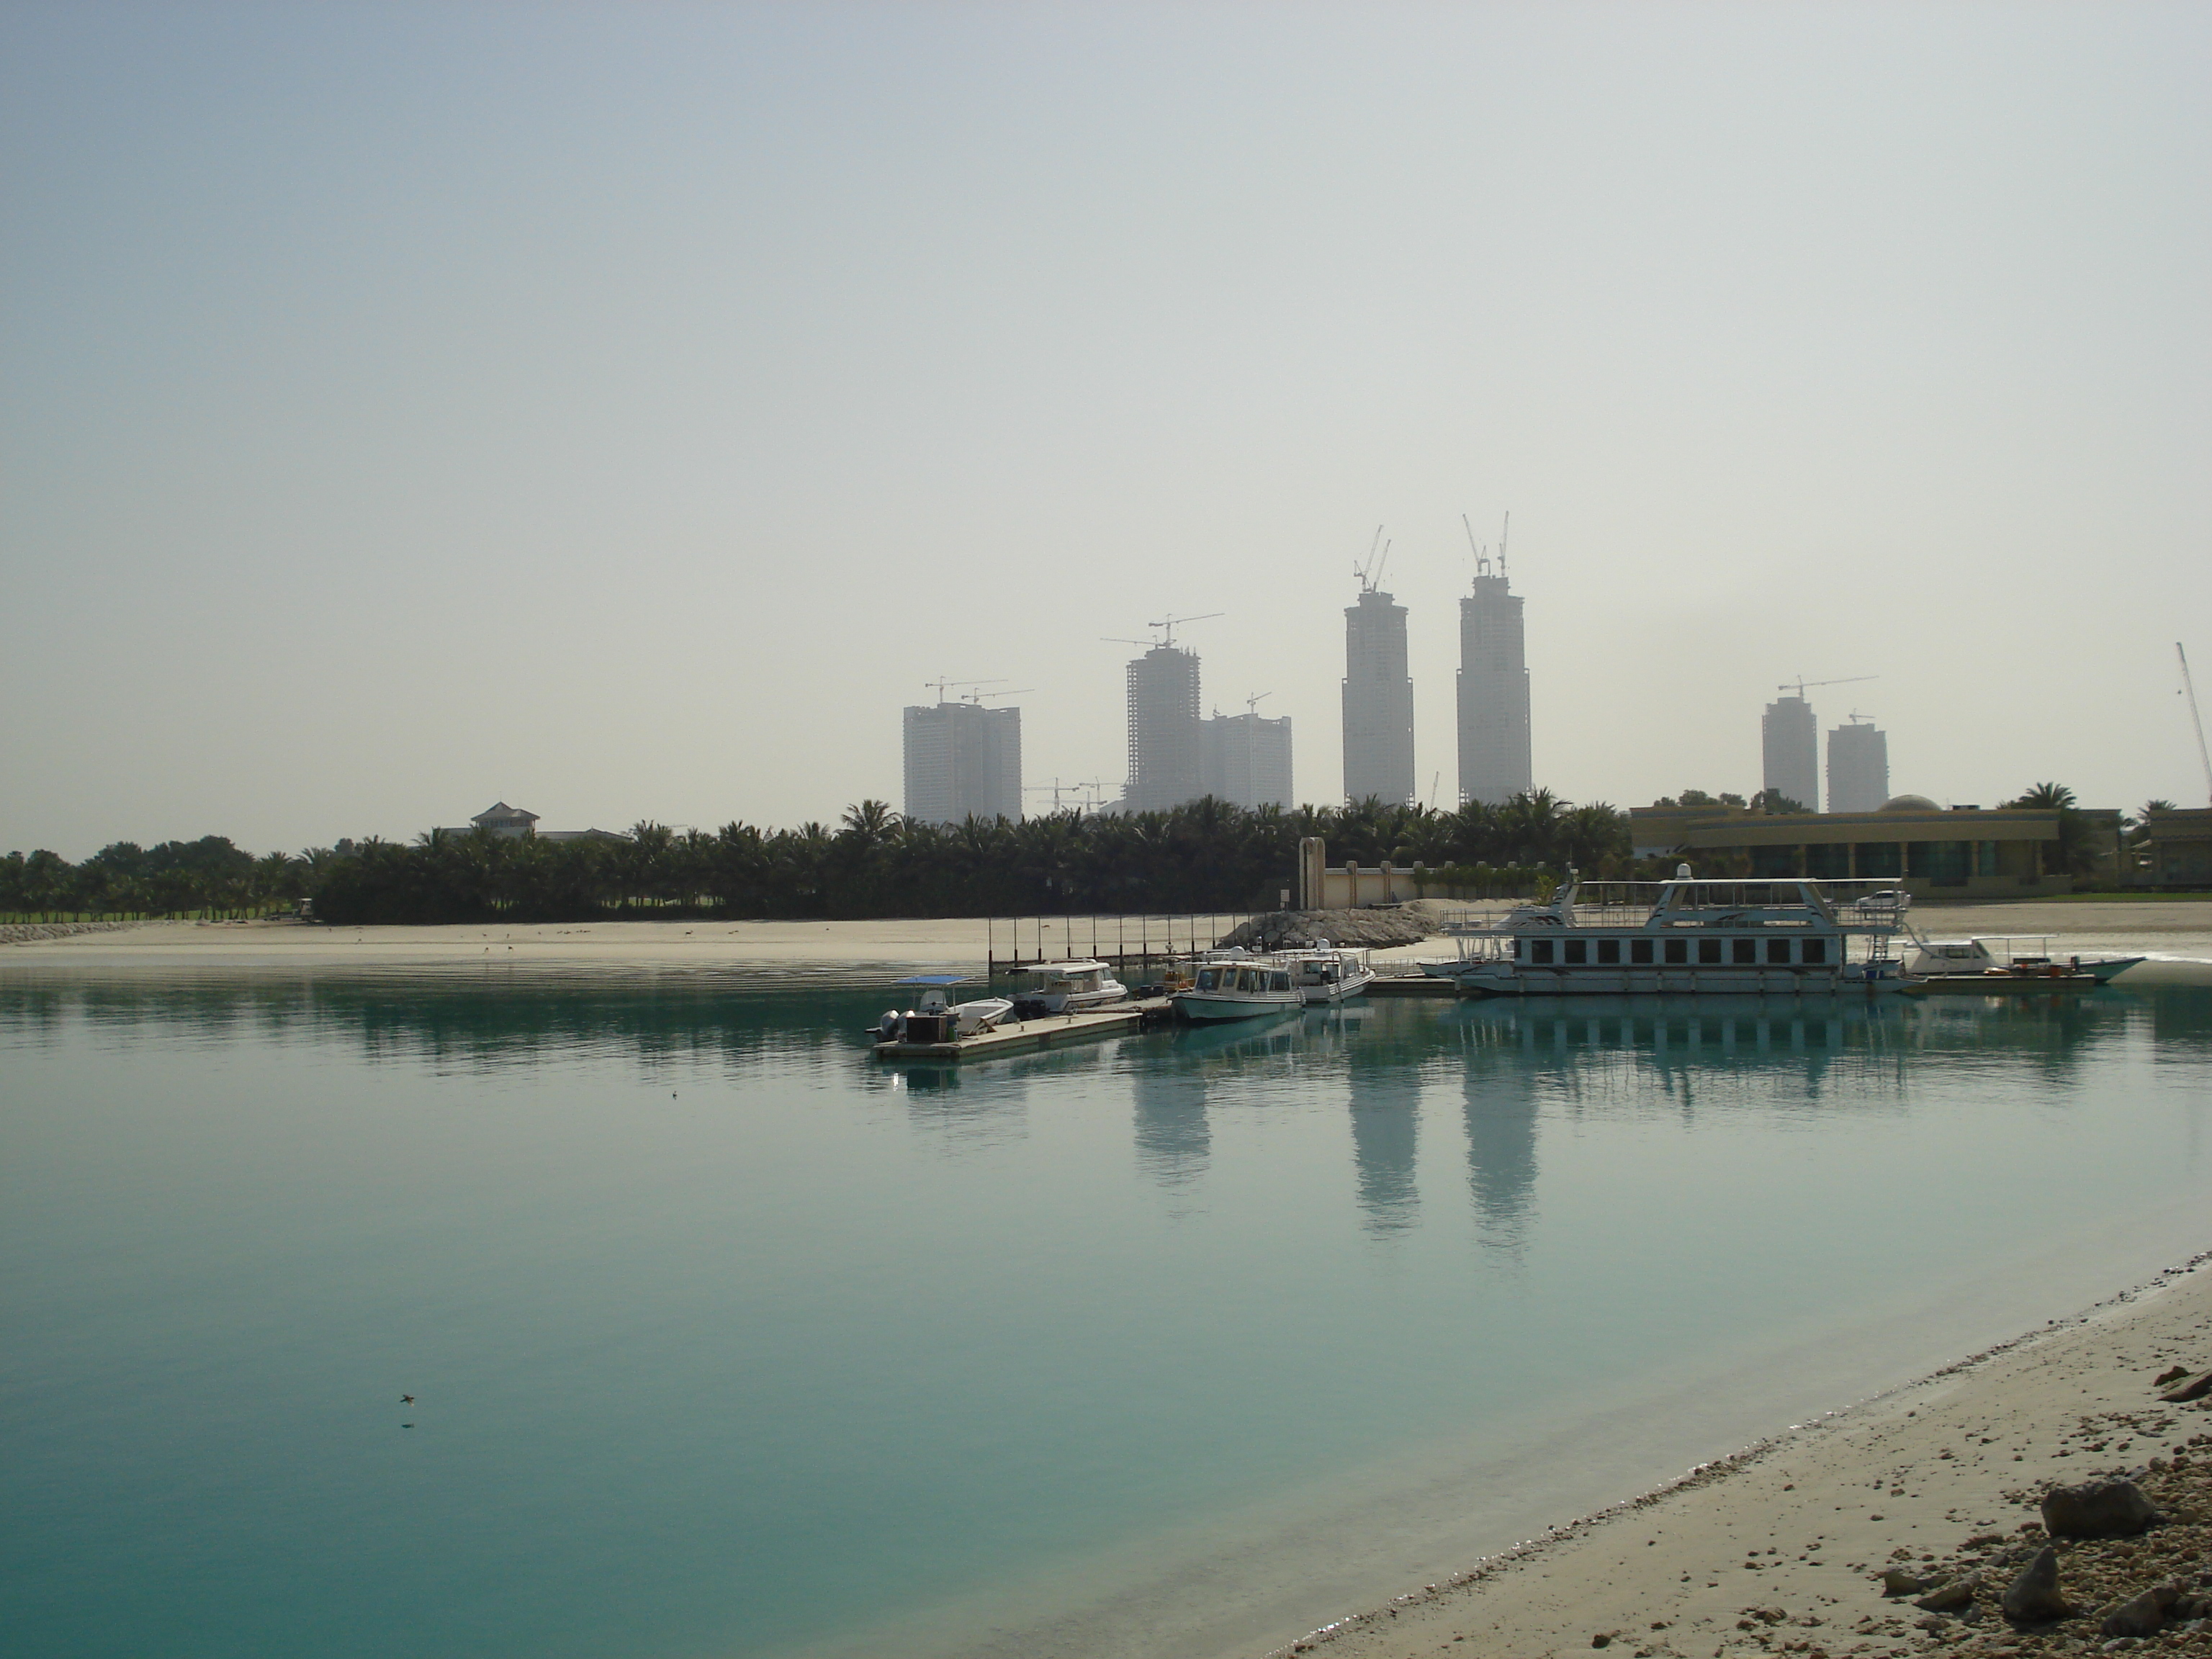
[1664,938,1688,964]
[1698,938,1723,965]
[1767,938,1791,965]
[1269,971,1290,991]
[1197,968,1220,990]
[1631,938,1654,965]
[1564,940,1587,964]
[1598,939,1621,965]
[1802,938,1827,964]
[1529,939,1555,964]
[1732,938,1757,964]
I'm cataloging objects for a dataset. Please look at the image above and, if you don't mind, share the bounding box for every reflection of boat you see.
[1422,868,1914,997]
[873,976,1013,1043]
[1171,953,1303,1022]
[1012,960,1129,1013]
[1287,944,1376,1004]
[1904,936,2141,988]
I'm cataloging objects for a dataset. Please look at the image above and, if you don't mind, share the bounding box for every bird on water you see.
[401,1394,415,1404]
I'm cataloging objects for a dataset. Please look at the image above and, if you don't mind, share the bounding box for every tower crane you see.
[1354,528,1391,593]
[961,686,1033,703]
[1776,675,1879,699]
[1100,612,1223,650]
[924,676,1005,703]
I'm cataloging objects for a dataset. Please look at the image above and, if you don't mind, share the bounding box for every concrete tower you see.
[1826,718,1889,814]
[1124,645,1202,812]
[1202,709,1294,809]
[902,700,1022,825]
[1761,693,1820,811]
[1456,541,1532,806]
[1342,585,1415,805]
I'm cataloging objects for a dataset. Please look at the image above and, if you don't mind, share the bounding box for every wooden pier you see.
[874,997,1175,1061]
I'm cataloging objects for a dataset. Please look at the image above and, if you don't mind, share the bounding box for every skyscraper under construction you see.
[1123,644,1203,813]
[1342,584,1415,806]
[1456,541,1532,806]
[1761,692,1820,811]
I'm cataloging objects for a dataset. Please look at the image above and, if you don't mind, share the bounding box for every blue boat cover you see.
[894,974,972,986]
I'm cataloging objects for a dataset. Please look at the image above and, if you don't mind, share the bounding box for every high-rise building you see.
[1827,718,1890,814]
[1456,564,1532,805]
[1341,585,1414,805]
[1123,645,1202,812]
[1201,711,1294,809]
[1761,693,1820,811]
[902,700,1022,825]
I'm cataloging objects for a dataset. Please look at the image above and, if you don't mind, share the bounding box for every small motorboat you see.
[1012,960,1129,1013]
[1286,941,1377,1004]
[1170,951,1303,1022]
[1903,936,2141,988]
[873,976,1016,1044]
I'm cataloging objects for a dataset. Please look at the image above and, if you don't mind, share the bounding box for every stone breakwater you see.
[0,920,168,945]
[1218,903,1456,952]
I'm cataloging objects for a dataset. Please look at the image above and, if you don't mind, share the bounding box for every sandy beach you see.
[6,899,2211,978]
[1296,1256,2212,1659]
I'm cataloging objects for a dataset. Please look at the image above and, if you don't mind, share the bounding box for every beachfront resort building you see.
[1627,796,2122,898]
[1342,584,1414,806]
[431,803,630,842]
[1123,644,1205,813]
[2141,807,2212,886]
[1826,718,1890,814]
[1761,693,1820,811]
[902,699,1022,826]
[1201,709,1295,810]
[1457,560,1531,805]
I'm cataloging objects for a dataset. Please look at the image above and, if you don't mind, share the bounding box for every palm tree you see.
[2006,782,2077,810]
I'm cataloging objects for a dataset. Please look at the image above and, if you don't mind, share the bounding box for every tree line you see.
[4,793,1635,925]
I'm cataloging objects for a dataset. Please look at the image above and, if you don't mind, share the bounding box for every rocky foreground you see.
[1298,1262,2212,1659]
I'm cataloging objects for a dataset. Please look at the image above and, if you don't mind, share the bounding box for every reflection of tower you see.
[1348,1079,1421,1237]
[1131,1070,1210,1193]
[1462,1075,1539,1252]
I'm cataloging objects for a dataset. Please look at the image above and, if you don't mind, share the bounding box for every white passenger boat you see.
[1171,952,1304,1021]
[1012,959,1129,1013]
[1287,943,1377,1005]
[1421,868,1914,998]
[1902,938,2141,986]
[873,976,1016,1043]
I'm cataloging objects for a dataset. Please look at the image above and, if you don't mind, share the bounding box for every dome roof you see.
[1879,793,1942,812]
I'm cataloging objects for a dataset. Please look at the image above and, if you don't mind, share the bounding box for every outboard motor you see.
[878,1010,903,1040]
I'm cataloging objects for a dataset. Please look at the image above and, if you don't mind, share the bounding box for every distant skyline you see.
[4,2,2210,858]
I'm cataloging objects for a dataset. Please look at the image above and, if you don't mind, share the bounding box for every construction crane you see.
[1354,526,1391,593]
[961,685,1033,703]
[2180,643,2212,805]
[1462,511,1511,577]
[924,676,1004,703]
[1776,675,1879,699]
[1100,611,1223,651]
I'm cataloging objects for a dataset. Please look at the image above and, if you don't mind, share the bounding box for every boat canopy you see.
[895,974,973,986]
[1018,960,1109,974]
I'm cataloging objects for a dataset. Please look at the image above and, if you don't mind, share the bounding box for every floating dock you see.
[1364,972,1457,998]
[874,997,1175,1061]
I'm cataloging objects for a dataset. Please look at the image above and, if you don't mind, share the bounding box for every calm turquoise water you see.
[5,968,2212,1659]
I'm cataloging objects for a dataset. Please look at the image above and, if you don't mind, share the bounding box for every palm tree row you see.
[307,791,1636,925]
[0,837,313,919]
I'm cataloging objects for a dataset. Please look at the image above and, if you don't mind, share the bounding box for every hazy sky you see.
[6,1,2209,858]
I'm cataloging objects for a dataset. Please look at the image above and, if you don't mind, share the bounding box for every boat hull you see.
[1298,970,1377,1005]
[1172,990,1303,1022]
[1445,966,1899,998]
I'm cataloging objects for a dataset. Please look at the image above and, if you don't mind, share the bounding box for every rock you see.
[1882,1568,1933,1596]
[2041,1478,2162,1538]
[2002,1547,2072,1623]
[2157,1369,2212,1403]
[1915,1579,1979,1612]
[2100,1585,2180,1639]
[2153,1364,2190,1386]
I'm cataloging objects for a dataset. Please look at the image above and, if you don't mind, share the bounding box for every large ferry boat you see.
[1423,868,1911,997]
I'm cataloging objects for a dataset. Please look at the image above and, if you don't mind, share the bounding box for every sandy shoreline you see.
[1281,1255,2212,1659]
[6,900,2211,977]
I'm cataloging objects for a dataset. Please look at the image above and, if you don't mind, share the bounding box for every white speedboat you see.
[1903,935,2139,989]
[873,976,1015,1044]
[1012,960,1128,1012]
[1423,867,1915,998]
[1287,942,1377,1004]
[1171,952,1303,1021]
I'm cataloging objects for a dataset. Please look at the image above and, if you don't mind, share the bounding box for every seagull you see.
[401,1394,415,1404]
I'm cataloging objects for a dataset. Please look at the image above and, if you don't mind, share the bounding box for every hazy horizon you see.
[6,2,2209,860]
